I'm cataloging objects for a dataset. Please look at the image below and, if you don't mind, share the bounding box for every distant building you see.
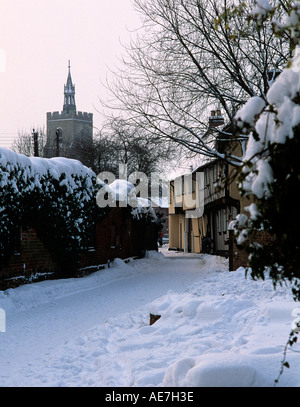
[45,61,93,166]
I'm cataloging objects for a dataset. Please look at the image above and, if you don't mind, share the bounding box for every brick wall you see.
[0,227,59,289]
[79,207,159,269]
[79,207,133,267]
[228,229,248,271]
[229,229,275,271]
[0,208,160,289]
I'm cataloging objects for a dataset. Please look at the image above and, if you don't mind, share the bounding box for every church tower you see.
[63,61,76,112]
[45,61,93,167]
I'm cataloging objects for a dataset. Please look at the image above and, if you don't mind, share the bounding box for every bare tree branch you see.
[100,0,289,167]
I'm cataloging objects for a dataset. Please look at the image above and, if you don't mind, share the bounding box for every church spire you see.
[63,60,76,112]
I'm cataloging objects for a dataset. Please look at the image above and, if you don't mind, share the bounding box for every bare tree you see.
[90,117,177,177]
[12,127,47,157]
[103,0,289,166]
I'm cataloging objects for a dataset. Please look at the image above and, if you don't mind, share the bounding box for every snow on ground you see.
[0,246,299,387]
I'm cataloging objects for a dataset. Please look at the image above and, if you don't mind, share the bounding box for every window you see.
[175,177,182,196]
[184,174,193,194]
[222,209,227,233]
[213,164,218,182]
[217,210,222,234]
[217,209,227,234]
[205,170,210,187]
[192,177,196,193]
[221,163,226,179]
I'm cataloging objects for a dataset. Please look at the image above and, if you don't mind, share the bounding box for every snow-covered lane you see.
[0,251,221,386]
[1,250,299,387]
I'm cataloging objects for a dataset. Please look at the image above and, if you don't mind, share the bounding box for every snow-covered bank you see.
[0,249,299,387]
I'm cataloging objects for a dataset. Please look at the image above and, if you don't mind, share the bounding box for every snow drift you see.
[0,249,299,387]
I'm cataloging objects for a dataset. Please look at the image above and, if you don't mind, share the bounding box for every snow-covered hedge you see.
[0,149,161,272]
[0,148,101,271]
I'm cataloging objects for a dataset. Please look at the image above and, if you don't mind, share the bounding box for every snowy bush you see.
[231,1,300,299]
[0,149,162,273]
[0,148,102,272]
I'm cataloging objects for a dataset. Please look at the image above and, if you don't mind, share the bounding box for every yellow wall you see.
[191,217,207,253]
[169,214,179,248]
[169,213,208,253]
[169,214,185,249]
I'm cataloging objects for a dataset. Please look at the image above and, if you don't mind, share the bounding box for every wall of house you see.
[182,175,196,211]
[168,156,253,256]
[216,208,228,253]
[191,216,207,253]
[169,214,185,250]
[169,214,206,253]
[204,162,226,206]
[228,166,241,202]
[169,181,176,215]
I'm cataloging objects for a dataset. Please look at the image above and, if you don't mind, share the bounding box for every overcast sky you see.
[0,0,141,148]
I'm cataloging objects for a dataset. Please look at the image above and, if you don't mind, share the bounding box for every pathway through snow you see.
[0,248,221,386]
[0,248,299,387]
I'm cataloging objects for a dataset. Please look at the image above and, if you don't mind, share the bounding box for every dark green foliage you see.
[239,125,300,299]
[0,150,160,275]
[0,161,33,266]
[0,154,107,274]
